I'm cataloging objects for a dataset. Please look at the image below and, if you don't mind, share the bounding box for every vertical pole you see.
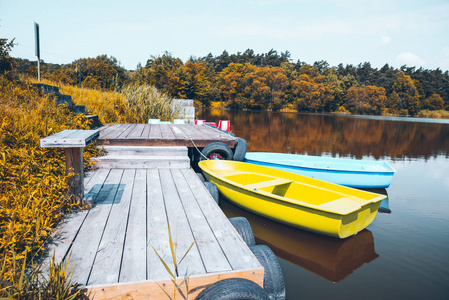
[37,59,41,82]
[78,59,82,87]
[34,22,40,82]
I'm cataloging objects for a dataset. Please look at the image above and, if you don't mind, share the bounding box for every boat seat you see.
[245,178,293,190]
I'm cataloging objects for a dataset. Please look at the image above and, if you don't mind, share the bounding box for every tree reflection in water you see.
[199,110,449,159]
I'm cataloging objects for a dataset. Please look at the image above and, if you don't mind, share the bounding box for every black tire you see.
[197,172,206,182]
[229,217,256,246]
[233,137,247,162]
[250,245,285,300]
[195,278,269,300]
[200,142,234,161]
[204,182,219,204]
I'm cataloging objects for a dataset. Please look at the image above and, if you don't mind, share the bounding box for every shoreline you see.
[200,107,449,124]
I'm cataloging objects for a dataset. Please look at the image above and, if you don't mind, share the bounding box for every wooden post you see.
[40,129,99,204]
[65,147,84,203]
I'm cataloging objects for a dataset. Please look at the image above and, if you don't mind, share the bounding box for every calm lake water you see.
[198,110,449,300]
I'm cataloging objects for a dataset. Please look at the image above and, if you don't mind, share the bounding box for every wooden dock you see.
[47,167,263,299]
[97,123,237,148]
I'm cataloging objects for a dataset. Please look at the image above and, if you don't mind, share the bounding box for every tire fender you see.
[204,182,219,204]
[197,172,206,183]
[195,278,269,300]
[250,245,286,300]
[229,217,256,246]
[233,137,247,161]
[200,142,234,161]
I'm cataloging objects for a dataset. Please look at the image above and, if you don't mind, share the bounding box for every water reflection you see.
[221,201,379,283]
[198,110,449,159]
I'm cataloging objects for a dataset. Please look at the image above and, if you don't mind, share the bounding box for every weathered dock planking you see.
[97,123,237,148]
[47,167,263,299]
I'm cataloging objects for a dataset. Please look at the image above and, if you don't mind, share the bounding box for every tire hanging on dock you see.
[200,142,234,161]
[233,137,247,162]
[195,278,270,300]
[204,182,219,204]
[229,217,256,246]
[250,245,286,300]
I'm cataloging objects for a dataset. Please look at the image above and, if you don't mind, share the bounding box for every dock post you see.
[65,147,84,203]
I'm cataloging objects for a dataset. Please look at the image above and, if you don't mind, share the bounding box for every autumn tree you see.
[218,63,256,108]
[0,38,15,76]
[70,55,126,90]
[422,93,444,110]
[291,74,334,112]
[389,71,421,115]
[183,61,218,106]
[346,85,387,115]
[144,52,184,95]
[242,66,288,110]
[324,68,358,111]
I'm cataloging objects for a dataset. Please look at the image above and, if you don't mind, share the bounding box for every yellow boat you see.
[199,160,386,239]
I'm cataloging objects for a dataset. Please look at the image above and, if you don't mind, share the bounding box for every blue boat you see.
[244,152,396,188]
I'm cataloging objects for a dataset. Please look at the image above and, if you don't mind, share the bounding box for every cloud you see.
[395,52,425,67]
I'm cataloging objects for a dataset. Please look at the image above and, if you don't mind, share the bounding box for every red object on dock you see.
[195,120,205,125]
[205,122,217,127]
[219,120,231,132]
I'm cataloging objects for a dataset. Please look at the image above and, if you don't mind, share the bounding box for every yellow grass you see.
[0,77,100,297]
[415,109,449,119]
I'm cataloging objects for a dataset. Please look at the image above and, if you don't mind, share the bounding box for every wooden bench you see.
[40,130,99,202]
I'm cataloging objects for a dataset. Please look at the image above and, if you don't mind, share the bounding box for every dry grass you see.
[415,109,449,119]
[36,79,179,124]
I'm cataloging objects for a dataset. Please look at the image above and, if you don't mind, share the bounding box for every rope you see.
[187,136,209,160]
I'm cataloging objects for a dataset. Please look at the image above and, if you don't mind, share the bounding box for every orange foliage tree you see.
[291,74,334,112]
[218,63,256,108]
[346,85,387,115]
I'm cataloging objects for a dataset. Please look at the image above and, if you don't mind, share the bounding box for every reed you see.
[151,215,195,300]
[415,109,449,119]
[121,84,181,123]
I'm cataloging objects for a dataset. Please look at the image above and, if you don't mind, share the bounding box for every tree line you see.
[9,47,449,116]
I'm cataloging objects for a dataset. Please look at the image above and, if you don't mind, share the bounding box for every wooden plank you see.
[197,125,236,143]
[140,124,151,138]
[181,168,260,270]
[146,169,173,279]
[177,124,208,139]
[148,124,162,139]
[43,169,110,273]
[68,169,124,285]
[118,124,137,138]
[100,124,124,140]
[170,125,188,139]
[87,268,264,300]
[83,169,112,203]
[40,130,99,148]
[128,124,146,138]
[159,124,176,139]
[88,169,136,285]
[159,169,206,277]
[104,124,133,140]
[119,169,148,283]
[171,169,232,273]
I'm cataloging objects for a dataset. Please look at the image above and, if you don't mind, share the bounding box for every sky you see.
[1,0,449,71]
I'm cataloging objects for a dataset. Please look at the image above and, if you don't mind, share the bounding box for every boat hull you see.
[245,152,395,188]
[199,160,385,239]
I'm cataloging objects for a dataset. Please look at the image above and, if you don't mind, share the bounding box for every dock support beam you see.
[65,147,84,203]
